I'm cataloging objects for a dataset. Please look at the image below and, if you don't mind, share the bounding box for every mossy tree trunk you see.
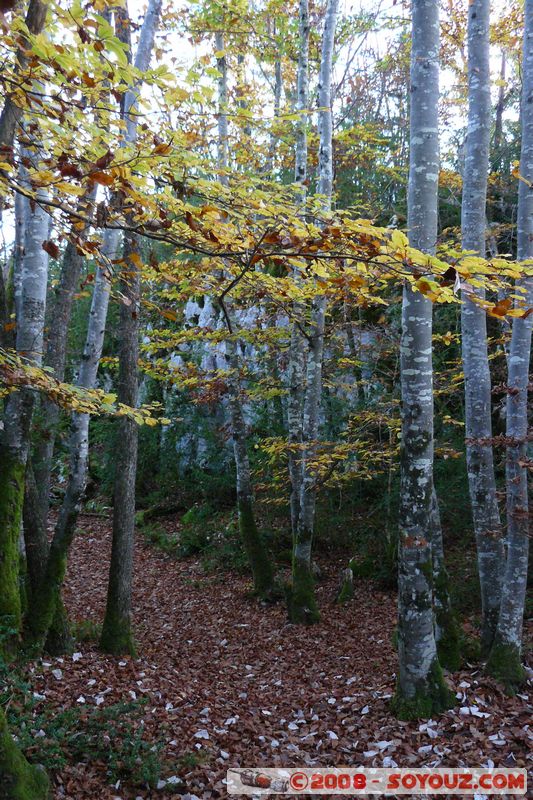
[22,228,120,654]
[100,0,162,654]
[460,0,504,657]
[487,0,533,692]
[100,234,141,656]
[430,490,460,670]
[225,334,275,600]
[0,452,25,647]
[22,463,73,655]
[289,0,339,625]
[0,187,49,654]
[0,707,49,800]
[393,0,454,719]
[214,33,275,601]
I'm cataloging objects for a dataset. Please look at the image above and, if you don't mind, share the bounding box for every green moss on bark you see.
[0,455,24,651]
[486,639,525,694]
[288,555,320,624]
[391,659,455,720]
[23,544,70,656]
[99,609,136,657]
[237,499,275,601]
[434,568,461,671]
[0,707,50,800]
[479,606,499,660]
[336,569,354,604]
[43,599,73,657]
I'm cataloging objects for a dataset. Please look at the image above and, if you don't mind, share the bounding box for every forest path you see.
[29,515,531,798]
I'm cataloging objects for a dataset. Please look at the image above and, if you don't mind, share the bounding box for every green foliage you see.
[351,535,398,590]
[5,688,163,790]
[138,504,251,575]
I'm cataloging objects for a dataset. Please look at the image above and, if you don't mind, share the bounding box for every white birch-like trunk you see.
[460,0,504,656]
[24,229,120,649]
[287,0,309,539]
[289,0,338,625]
[487,0,533,690]
[0,187,49,636]
[393,0,453,718]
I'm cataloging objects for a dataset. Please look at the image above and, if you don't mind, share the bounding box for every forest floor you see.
[16,514,532,799]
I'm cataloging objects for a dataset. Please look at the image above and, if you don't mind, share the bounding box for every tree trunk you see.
[289,0,338,625]
[23,210,95,656]
[487,0,533,691]
[227,337,275,599]
[287,0,309,541]
[392,0,454,719]
[32,189,96,523]
[0,707,49,800]
[430,489,460,669]
[213,31,275,599]
[22,229,119,653]
[100,234,140,655]
[0,189,49,651]
[460,0,504,657]
[100,0,162,653]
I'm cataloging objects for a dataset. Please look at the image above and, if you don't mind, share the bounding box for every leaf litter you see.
[17,515,532,799]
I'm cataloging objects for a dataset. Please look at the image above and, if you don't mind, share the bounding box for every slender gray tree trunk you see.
[23,193,96,655]
[101,0,162,652]
[487,0,533,690]
[213,32,275,599]
[392,0,454,719]
[289,0,338,624]
[460,0,504,657]
[23,228,119,651]
[100,233,140,654]
[287,0,309,540]
[0,188,49,647]
[32,188,97,521]
[430,487,460,669]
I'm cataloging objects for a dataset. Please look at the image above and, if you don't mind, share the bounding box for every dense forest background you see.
[0,0,531,796]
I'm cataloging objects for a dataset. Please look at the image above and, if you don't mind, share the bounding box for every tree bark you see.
[430,488,460,669]
[100,233,140,655]
[289,0,339,624]
[392,0,454,719]
[487,0,533,691]
[32,188,96,523]
[0,707,49,800]
[22,229,119,652]
[460,0,504,657]
[100,0,162,653]
[287,0,309,540]
[0,188,49,651]
[213,31,275,599]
